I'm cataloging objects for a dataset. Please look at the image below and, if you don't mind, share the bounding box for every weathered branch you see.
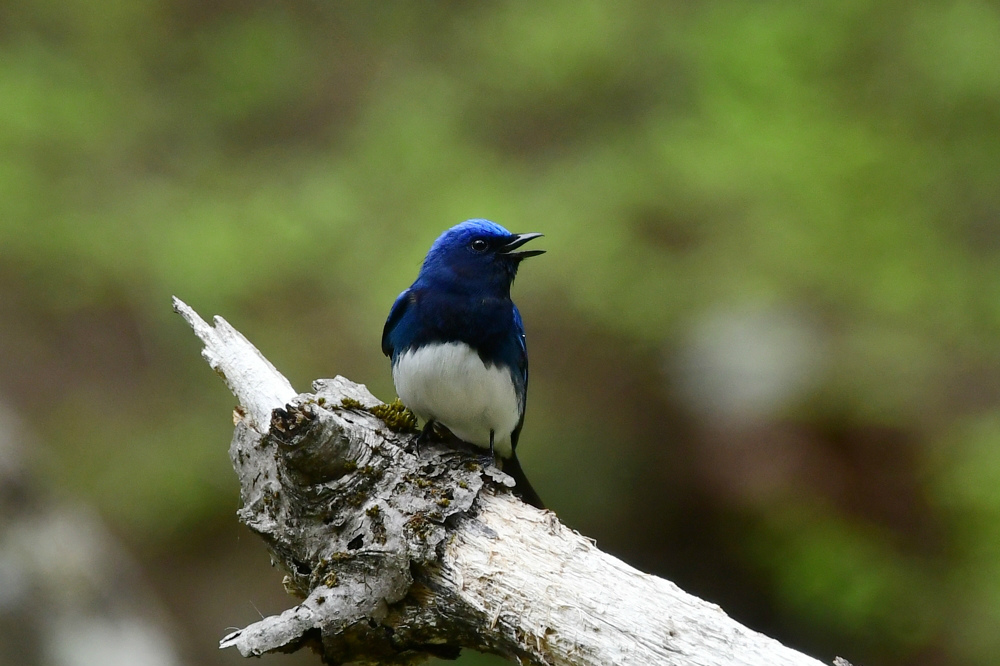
[174,297,846,666]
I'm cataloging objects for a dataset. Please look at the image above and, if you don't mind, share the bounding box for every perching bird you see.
[382,219,545,509]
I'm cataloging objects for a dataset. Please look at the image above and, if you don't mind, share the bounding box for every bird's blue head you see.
[417,219,545,294]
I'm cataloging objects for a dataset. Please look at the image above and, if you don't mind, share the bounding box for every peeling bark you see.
[174,297,849,666]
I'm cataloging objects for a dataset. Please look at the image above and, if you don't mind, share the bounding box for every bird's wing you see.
[512,304,529,389]
[382,289,414,357]
[510,304,529,450]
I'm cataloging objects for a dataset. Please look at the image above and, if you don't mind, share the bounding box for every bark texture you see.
[174,297,847,666]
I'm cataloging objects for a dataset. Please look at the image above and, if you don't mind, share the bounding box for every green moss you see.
[260,487,278,508]
[310,557,346,590]
[406,512,431,540]
[339,397,364,410]
[368,399,419,433]
[335,397,417,433]
[366,504,387,544]
[282,574,308,599]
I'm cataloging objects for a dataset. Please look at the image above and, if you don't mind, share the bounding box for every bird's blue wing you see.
[509,304,530,450]
[512,304,529,389]
[382,289,415,358]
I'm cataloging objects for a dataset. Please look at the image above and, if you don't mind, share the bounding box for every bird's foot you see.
[476,452,497,469]
[411,421,435,456]
[413,421,458,456]
[478,429,498,469]
[418,422,435,442]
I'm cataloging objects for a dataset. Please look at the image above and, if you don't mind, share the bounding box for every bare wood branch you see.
[172,296,296,432]
[175,297,845,666]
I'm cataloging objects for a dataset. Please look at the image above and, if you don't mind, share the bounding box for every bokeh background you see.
[3,2,1000,665]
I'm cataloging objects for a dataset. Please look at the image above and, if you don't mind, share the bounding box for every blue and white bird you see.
[382,219,545,508]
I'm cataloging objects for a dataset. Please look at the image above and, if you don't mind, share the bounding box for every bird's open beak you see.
[500,233,545,260]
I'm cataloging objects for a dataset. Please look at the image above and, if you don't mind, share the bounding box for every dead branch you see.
[174,297,846,666]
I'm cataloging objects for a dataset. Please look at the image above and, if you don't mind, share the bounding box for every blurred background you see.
[2,1,1000,665]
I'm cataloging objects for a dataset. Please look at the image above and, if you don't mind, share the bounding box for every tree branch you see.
[174,297,847,666]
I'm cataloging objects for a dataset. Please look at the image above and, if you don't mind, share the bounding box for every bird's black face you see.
[467,232,545,260]
[461,231,545,285]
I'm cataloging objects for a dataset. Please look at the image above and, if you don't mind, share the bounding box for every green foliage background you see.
[3,2,1000,665]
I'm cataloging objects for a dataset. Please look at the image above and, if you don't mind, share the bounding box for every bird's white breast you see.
[392,342,520,458]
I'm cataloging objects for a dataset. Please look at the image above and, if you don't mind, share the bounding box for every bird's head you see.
[418,219,545,294]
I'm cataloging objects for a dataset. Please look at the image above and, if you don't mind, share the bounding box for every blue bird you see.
[382,219,545,509]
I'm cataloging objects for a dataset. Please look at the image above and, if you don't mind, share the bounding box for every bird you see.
[382,219,545,509]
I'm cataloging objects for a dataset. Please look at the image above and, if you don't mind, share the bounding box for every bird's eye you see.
[470,239,489,252]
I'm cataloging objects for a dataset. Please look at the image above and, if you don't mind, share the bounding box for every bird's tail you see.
[502,453,545,510]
